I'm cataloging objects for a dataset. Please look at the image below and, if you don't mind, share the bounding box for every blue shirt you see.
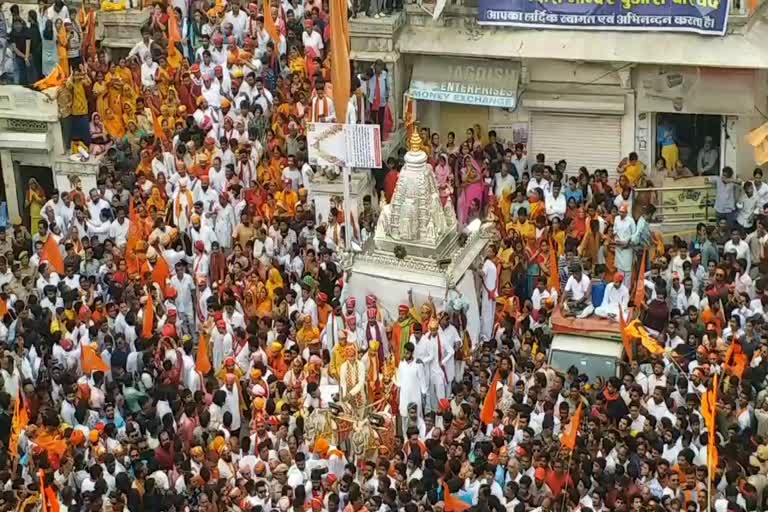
[564,187,584,205]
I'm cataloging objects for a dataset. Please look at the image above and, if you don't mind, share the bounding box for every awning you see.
[409,56,520,108]
[523,92,626,115]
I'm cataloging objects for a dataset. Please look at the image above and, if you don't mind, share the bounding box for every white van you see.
[548,333,623,382]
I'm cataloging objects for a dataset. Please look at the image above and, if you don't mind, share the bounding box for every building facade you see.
[351,0,768,178]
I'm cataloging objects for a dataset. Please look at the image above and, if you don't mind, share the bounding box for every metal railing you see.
[635,184,716,225]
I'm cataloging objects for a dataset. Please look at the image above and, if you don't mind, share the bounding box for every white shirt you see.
[302,30,324,54]
[545,192,567,221]
[564,274,591,302]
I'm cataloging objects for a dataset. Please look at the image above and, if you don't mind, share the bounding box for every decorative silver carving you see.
[374,134,457,250]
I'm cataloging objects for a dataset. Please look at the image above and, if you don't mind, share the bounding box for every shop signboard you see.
[478,0,730,36]
[307,123,383,169]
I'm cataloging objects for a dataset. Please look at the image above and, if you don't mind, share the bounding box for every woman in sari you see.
[90,112,112,156]
[122,118,144,151]
[54,19,69,76]
[528,188,545,223]
[265,268,284,300]
[103,107,125,140]
[26,178,46,230]
[457,154,485,226]
[524,238,548,300]
[146,186,167,216]
[433,153,453,207]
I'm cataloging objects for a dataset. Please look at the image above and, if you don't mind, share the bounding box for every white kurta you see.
[613,216,636,273]
[414,334,447,401]
[211,329,233,371]
[397,360,427,417]
[221,384,242,431]
[439,324,461,385]
[480,258,498,341]
[595,283,630,318]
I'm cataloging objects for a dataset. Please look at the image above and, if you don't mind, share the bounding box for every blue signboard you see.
[478,0,730,36]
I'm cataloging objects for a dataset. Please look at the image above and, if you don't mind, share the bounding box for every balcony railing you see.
[635,184,716,226]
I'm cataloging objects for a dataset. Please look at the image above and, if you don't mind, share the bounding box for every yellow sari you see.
[57,28,70,77]
[265,268,284,299]
[103,108,125,139]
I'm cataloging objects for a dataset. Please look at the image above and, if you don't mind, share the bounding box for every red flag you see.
[633,249,647,307]
[618,304,633,364]
[479,372,500,424]
[142,294,154,339]
[81,344,110,374]
[196,333,212,375]
[561,402,583,451]
[41,235,64,275]
[151,254,171,296]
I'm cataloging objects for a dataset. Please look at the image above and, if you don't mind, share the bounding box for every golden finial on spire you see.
[408,128,423,153]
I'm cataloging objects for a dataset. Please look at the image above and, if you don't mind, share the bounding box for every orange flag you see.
[152,254,171,296]
[725,337,748,379]
[623,319,666,356]
[404,97,415,137]
[442,482,470,512]
[479,372,500,424]
[196,333,213,375]
[329,0,350,124]
[263,0,280,43]
[618,304,632,364]
[40,469,61,512]
[41,235,65,275]
[128,196,139,223]
[34,65,68,90]
[166,7,183,69]
[81,343,110,374]
[35,430,68,459]
[548,238,560,293]
[561,402,583,451]
[152,112,166,141]
[633,249,647,307]
[142,294,154,339]
[701,374,719,473]
[0,297,8,318]
[10,390,29,459]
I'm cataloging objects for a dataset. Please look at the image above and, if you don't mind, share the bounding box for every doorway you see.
[16,163,54,230]
[654,113,722,175]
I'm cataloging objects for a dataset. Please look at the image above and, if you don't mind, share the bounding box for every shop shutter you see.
[530,113,622,176]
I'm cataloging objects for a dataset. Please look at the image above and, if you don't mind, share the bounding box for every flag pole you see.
[707,461,712,512]
[342,165,353,250]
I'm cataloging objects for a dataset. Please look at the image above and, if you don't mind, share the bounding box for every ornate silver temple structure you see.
[345,131,492,342]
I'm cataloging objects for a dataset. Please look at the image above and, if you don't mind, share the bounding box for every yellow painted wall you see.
[439,103,490,144]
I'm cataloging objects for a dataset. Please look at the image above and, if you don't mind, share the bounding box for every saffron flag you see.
[263,0,280,43]
[725,337,748,379]
[701,374,719,473]
[151,254,171,296]
[548,238,560,293]
[618,304,633,364]
[10,390,29,459]
[152,112,166,141]
[35,430,68,459]
[41,235,65,275]
[142,294,154,339]
[442,482,471,512]
[34,64,68,91]
[196,333,213,375]
[128,196,139,223]
[633,249,647,307]
[166,7,183,69]
[561,402,583,451]
[329,0,350,123]
[40,469,61,512]
[479,372,500,424]
[0,297,8,318]
[622,319,666,356]
[82,343,110,374]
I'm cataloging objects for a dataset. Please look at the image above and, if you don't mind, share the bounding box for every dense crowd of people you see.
[2,0,768,511]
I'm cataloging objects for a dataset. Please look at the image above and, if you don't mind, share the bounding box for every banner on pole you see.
[478,0,730,36]
[307,123,383,169]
